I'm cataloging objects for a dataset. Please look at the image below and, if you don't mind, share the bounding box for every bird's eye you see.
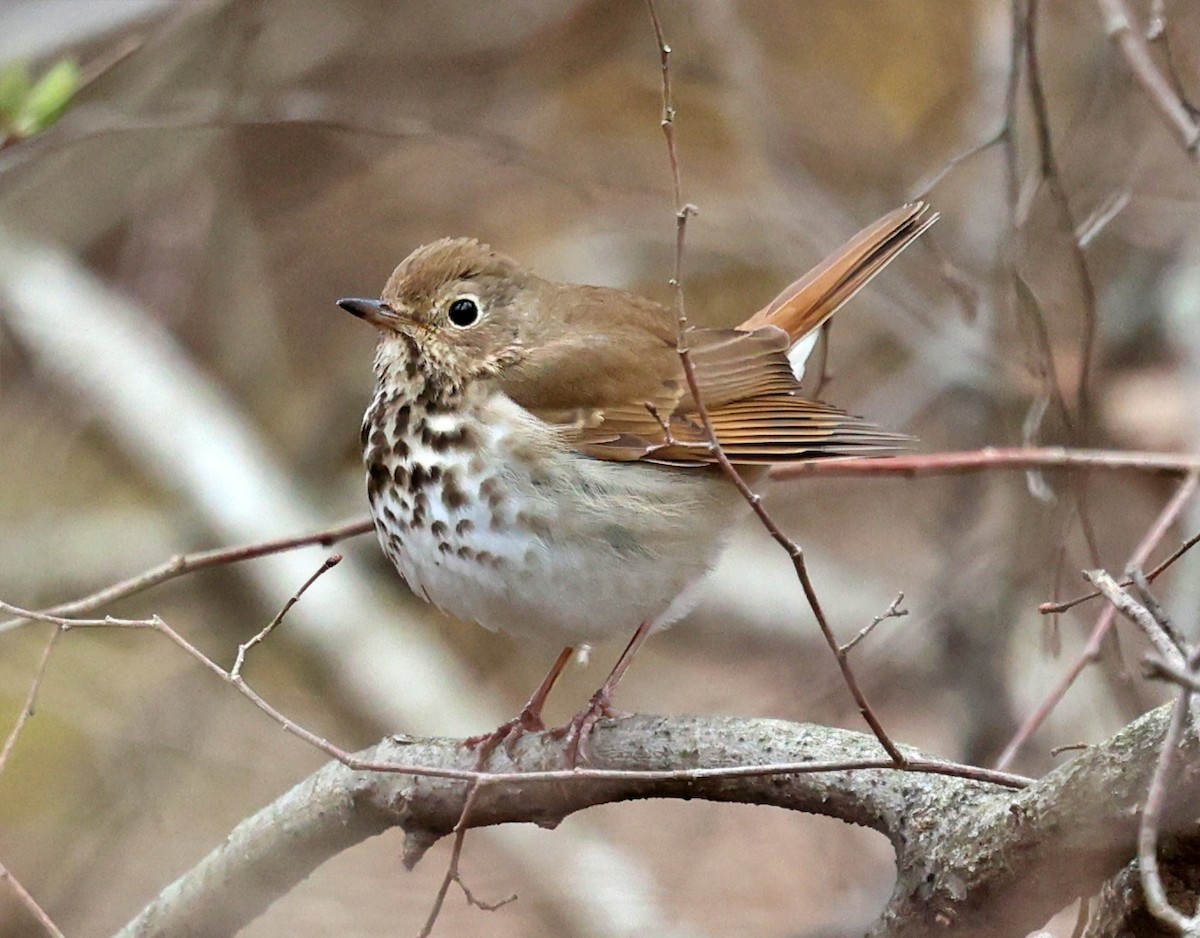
[447,297,480,328]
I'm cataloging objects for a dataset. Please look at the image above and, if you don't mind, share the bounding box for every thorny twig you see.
[643,0,906,765]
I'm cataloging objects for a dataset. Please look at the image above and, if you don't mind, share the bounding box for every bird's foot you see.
[549,687,631,767]
[464,706,546,767]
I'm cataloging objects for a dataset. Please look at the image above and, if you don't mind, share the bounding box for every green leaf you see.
[12,58,80,137]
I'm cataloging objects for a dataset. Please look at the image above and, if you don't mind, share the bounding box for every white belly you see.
[365,390,747,647]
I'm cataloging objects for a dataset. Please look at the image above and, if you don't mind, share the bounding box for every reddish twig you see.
[418,781,517,937]
[0,518,372,635]
[0,860,65,938]
[643,0,905,764]
[771,446,1200,481]
[0,602,1029,790]
[995,470,1199,769]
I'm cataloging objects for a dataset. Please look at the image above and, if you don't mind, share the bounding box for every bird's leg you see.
[555,620,652,767]
[466,645,575,764]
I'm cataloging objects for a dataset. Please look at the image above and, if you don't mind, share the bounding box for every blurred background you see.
[1,1,1199,935]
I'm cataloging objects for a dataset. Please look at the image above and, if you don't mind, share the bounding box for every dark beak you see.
[338,297,402,330]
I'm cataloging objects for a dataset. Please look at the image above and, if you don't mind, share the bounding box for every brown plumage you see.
[340,201,935,762]
[358,201,934,467]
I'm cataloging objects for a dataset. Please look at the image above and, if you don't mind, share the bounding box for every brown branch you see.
[840,593,908,655]
[1096,0,1200,157]
[0,518,372,635]
[0,861,65,938]
[0,600,1028,792]
[1137,675,1200,933]
[1040,529,1200,615]
[0,627,61,776]
[231,554,342,680]
[1084,569,1184,667]
[643,0,906,766]
[995,470,1199,769]
[771,446,1200,481]
[417,780,516,937]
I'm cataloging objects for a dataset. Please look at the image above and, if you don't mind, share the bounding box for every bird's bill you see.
[337,297,412,332]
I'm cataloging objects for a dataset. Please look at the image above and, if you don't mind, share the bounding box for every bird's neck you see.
[372,334,468,412]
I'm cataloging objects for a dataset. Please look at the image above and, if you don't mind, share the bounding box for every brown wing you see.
[501,204,932,466]
[515,323,907,467]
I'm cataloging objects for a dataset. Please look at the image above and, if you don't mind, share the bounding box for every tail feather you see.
[739,202,937,375]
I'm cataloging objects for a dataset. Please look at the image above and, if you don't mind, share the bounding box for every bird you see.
[339,201,935,762]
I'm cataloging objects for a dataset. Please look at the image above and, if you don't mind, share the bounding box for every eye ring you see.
[447,295,481,328]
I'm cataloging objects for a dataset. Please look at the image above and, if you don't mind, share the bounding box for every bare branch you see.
[0,861,65,938]
[110,704,1192,938]
[0,519,371,635]
[231,554,342,680]
[1041,528,1200,615]
[841,593,908,655]
[1138,684,1200,933]
[996,470,1199,769]
[643,0,906,766]
[1096,0,1200,157]
[772,447,1200,482]
[1084,569,1185,667]
[0,627,61,776]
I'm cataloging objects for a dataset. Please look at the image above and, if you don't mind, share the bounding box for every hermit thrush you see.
[340,202,934,762]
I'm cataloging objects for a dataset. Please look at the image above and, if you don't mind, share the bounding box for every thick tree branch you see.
[115,706,1195,938]
[876,704,1199,937]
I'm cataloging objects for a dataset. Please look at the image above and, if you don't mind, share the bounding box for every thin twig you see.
[0,518,372,634]
[231,555,342,679]
[0,602,1031,790]
[1137,670,1199,932]
[1026,0,1099,425]
[1083,569,1183,667]
[840,593,908,655]
[912,129,1008,200]
[418,781,518,937]
[771,446,1200,481]
[1096,0,1200,157]
[1040,529,1200,615]
[418,781,479,937]
[0,627,61,777]
[995,471,1199,769]
[643,0,905,765]
[1129,566,1185,652]
[0,861,66,938]
[1144,656,1200,695]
